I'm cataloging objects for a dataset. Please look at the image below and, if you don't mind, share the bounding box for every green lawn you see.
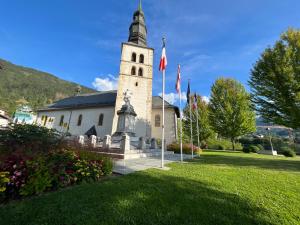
[1,151,299,225]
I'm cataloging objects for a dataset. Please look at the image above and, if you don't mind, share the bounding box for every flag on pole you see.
[193,93,197,110]
[176,64,183,162]
[159,37,167,168]
[159,39,167,71]
[175,64,181,93]
[187,81,191,104]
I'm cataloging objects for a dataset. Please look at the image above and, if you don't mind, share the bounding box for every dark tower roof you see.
[128,0,147,47]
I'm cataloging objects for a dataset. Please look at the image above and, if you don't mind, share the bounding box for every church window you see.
[77,114,82,126]
[131,66,136,75]
[139,54,144,63]
[155,115,161,127]
[131,52,137,62]
[43,116,48,126]
[138,68,143,76]
[98,114,104,126]
[59,115,64,126]
[135,82,138,87]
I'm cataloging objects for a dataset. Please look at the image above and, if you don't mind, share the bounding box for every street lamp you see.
[266,127,276,155]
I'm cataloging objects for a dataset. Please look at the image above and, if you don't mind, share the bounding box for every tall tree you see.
[209,78,256,150]
[182,95,214,145]
[249,28,300,129]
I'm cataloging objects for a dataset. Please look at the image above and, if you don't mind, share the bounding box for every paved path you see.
[113,153,193,175]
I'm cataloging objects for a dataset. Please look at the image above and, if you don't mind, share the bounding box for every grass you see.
[1,151,299,225]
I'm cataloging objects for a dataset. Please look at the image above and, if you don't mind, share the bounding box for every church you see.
[37,1,179,144]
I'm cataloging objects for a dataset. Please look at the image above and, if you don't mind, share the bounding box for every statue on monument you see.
[123,89,132,105]
[113,89,137,137]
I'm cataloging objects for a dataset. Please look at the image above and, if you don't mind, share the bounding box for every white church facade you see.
[36,2,179,144]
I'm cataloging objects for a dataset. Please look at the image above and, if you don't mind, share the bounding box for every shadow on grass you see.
[0,172,272,225]
[195,154,300,172]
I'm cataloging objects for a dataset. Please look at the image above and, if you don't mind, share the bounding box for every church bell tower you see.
[112,0,154,138]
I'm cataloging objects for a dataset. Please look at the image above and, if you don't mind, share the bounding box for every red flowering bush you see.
[48,150,78,188]
[0,154,30,199]
[0,149,113,202]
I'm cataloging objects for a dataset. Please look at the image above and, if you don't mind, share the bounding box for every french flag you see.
[193,93,198,110]
[159,39,167,71]
[175,64,181,93]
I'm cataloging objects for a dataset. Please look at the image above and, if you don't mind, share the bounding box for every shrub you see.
[20,157,53,196]
[243,145,260,153]
[242,146,250,153]
[0,172,9,192]
[0,154,29,199]
[47,150,78,188]
[249,145,260,153]
[0,149,113,201]
[167,143,202,155]
[281,147,296,157]
[0,124,63,153]
[76,150,113,176]
[256,144,264,151]
[206,138,243,150]
[218,145,225,150]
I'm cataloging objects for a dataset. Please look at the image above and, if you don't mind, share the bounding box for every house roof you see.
[38,91,180,118]
[152,96,180,118]
[0,114,10,120]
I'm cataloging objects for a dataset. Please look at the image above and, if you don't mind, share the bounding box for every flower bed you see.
[0,124,113,203]
[0,149,113,202]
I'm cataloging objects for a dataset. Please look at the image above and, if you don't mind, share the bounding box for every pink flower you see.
[15,172,22,176]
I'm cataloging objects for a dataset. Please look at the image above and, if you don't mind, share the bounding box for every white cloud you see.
[202,96,210,103]
[92,74,118,91]
[158,92,187,105]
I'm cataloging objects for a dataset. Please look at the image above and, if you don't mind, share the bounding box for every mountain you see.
[0,58,95,115]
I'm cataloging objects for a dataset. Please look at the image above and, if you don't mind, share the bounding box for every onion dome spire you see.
[128,0,147,46]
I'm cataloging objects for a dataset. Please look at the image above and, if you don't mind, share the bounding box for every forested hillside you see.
[0,59,95,114]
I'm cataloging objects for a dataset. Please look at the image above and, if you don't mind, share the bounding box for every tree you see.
[182,94,214,146]
[209,78,256,150]
[249,28,300,129]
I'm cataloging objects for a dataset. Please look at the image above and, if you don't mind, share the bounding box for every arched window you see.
[43,116,48,126]
[131,52,136,62]
[98,114,104,126]
[59,115,64,126]
[131,66,136,75]
[138,68,143,76]
[77,114,82,126]
[139,54,144,63]
[155,115,161,127]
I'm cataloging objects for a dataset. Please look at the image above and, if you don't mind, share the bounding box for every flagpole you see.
[196,98,200,150]
[179,86,183,162]
[162,68,165,168]
[189,80,194,159]
[161,38,166,168]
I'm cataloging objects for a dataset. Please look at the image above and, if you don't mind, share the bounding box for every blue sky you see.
[1,0,300,105]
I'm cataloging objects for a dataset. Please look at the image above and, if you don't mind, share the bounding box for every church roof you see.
[38,90,117,111]
[152,96,180,118]
[38,91,180,118]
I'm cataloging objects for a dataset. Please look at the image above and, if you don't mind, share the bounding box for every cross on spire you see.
[138,0,142,11]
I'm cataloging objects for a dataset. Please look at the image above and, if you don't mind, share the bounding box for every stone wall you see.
[151,108,178,144]
[37,106,115,138]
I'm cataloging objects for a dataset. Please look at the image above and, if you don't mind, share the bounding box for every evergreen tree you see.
[209,78,256,150]
[249,28,300,129]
